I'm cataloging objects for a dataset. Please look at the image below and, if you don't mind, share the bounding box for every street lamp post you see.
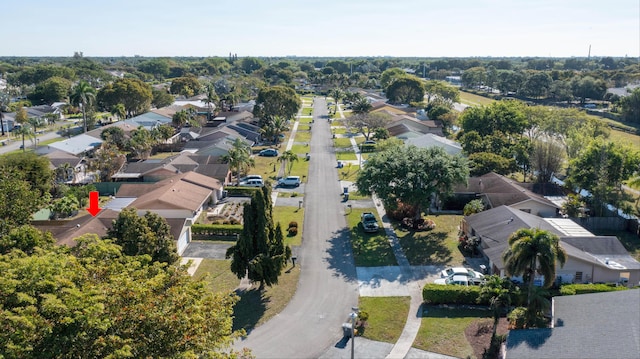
[350,307,359,359]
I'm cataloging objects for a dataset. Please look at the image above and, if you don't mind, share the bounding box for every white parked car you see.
[240,175,262,182]
[434,275,470,286]
[440,267,485,284]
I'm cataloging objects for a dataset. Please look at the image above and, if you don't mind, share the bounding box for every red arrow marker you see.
[86,191,102,217]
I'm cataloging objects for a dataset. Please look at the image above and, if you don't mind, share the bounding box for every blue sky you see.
[3,0,639,58]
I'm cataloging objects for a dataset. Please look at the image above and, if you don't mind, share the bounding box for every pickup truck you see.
[360,212,380,233]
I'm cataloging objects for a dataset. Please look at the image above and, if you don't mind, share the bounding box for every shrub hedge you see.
[225,187,261,197]
[422,284,487,305]
[191,224,242,236]
[559,283,628,296]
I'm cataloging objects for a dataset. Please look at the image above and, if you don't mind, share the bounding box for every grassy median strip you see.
[359,296,410,343]
[413,306,491,358]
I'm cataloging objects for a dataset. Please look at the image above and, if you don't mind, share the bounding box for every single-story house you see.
[385,114,443,139]
[505,289,640,359]
[404,133,462,156]
[461,205,640,286]
[44,150,85,183]
[48,134,104,156]
[455,172,560,217]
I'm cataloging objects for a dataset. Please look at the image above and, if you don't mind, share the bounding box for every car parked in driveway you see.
[238,179,264,187]
[277,176,301,187]
[240,175,263,182]
[259,149,279,157]
[360,212,380,233]
[434,275,470,286]
[440,267,485,284]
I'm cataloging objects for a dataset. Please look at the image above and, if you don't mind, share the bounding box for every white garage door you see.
[176,231,190,255]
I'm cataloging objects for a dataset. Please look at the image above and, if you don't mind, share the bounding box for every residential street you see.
[233,97,360,358]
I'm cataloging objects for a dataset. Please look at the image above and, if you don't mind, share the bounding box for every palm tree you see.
[478,276,519,339]
[352,97,372,114]
[203,84,217,120]
[0,91,9,136]
[222,138,254,183]
[70,81,96,133]
[13,123,35,152]
[278,150,299,176]
[27,117,44,148]
[260,116,289,146]
[329,88,344,114]
[110,103,126,121]
[502,228,566,308]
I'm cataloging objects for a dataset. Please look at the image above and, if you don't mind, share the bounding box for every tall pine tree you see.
[227,186,291,289]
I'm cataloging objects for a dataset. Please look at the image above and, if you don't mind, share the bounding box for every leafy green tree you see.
[0,150,53,197]
[379,68,405,89]
[48,194,80,219]
[240,57,264,74]
[463,199,485,216]
[345,112,391,141]
[203,83,218,120]
[0,234,243,358]
[100,126,127,150]
[14,106,28,124]
[571,76,607,103]
[502,228,566,308]
[153,123,175,145]
[356,146,468,223]
[619,87,640,123]
[566,140,640,215]
[468,152,516,176]
[226,186,291,289]
[278,150,299,176]
[97,78,152,117]
[169,76,201,97]
[562,193,584,217]
[531,138,565,183]
[89,141,125,182]
[0,224,54,254]
[461,67,487,88]
[423,80,460,105]
[172,108,199,128]
[522,71,552,99]
[385,75,425,104]
[253,86,301,121]
[0,174,45,236]
[137,58,171,79]
[107,208,179,264]
[70,80,96,133]
[151,88,174,108]
[29,76,72,104]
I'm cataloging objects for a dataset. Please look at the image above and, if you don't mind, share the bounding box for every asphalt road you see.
[0,129,66,155]
[234,97,359,358]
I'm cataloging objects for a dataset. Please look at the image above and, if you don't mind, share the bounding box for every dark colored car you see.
[259,148,279,157]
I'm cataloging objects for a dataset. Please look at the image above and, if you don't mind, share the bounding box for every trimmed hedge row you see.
[225,187,261,197]
[422,284,488,305]
[559,283,628,296]
[191,224,242,236]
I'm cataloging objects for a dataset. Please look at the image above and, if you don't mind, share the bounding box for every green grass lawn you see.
[395,215,464,266]
[297,124,312,131]
[332,127,347,135]
[192,259,239,294]
[294,130,312,143]
[301,108,313,116]
[459,90,495,107]
[289,143,311,155]
[272,205,305,246]
[336,151,357,161]
[338,164,360,181]
[359,296,410,343]
[346,208,397,266]
[298,116,313,124]
[333,137,354,149]
[413,306,492,358]
[232,265,301,333]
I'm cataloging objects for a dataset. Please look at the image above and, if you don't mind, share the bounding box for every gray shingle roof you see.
[506,289,640,359]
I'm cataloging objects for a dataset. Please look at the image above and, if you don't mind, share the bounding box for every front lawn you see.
[192,259,239,294]
[347,208,397,266]
[413,306,492,358]
[395,215,464,266]
[272,205,305,246]
[359,296,410,343]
